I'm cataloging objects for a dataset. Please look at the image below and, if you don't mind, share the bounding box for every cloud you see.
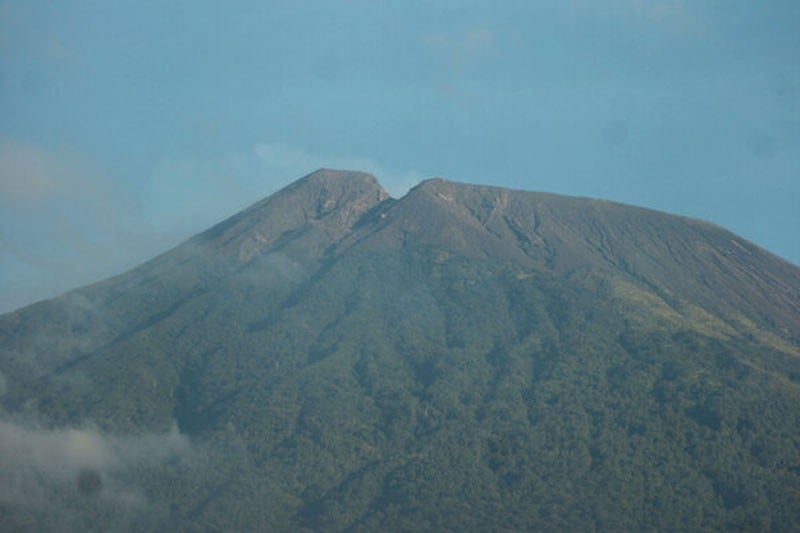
[251,142,422,197]
[0,140,58,204]
[143,142,422,235]
[0,138,422,313]
[0,140,147,312]
[0,140,133,226]
[0,417,194,515]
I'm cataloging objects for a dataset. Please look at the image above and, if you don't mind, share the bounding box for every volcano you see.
[1,169,799,531]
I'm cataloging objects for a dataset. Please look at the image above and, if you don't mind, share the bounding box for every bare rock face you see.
[197,168,390,261]
[347,176,800,340]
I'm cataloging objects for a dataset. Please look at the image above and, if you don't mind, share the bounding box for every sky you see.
[0,0,798,313]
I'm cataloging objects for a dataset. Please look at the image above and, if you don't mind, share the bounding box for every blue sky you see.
[1,0,798,312]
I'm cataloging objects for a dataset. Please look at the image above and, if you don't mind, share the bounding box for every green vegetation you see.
[2,247,799,531]
[1,172,799,531]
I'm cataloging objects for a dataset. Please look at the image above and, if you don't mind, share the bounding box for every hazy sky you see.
[1,0,798,312]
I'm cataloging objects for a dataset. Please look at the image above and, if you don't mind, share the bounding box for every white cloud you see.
[0,417,193,508]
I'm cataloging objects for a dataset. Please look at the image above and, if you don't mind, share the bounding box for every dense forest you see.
[2,171,799,530]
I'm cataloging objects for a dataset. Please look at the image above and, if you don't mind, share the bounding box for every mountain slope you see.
[1,169,799,531]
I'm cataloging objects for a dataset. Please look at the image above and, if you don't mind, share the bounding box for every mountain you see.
[1,169,799,531]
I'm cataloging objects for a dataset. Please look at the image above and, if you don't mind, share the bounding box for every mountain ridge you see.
[2,169,798,386]
[1,169,799,531]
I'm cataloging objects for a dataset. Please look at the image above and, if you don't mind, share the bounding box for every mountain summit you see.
[197,168,390,261]
[1,170,799,531]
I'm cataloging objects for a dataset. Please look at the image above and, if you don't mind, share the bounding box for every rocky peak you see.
[196,168,390,261]
[284,168,389,214]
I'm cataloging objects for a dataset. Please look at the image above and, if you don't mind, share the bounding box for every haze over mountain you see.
[1,169,799,531]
